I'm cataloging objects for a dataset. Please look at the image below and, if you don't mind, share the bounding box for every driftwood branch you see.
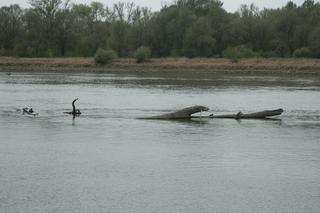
[72,98,78,114]
[139,107,283,120]
[64,98,81,115]
[139,105,209,120]
[202,109,284,119]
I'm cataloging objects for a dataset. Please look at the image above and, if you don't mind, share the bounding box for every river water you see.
[0,72,320,213]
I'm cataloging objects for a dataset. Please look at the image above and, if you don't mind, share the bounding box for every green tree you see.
[54,1,74,56]
[28,0,71,56]
[1,0,320,59]
[107,21,130,57]
[309,26,320,58]
[148,6,196,57]
[90,1,105,22]
[0,5,23,54]
[183,17,216,58]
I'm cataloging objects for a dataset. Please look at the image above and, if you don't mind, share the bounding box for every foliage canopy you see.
[1,0,320,58]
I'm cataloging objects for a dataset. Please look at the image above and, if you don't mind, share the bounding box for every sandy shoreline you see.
[1,57,320,74]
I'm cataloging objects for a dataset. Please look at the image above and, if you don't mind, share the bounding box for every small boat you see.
[22,107,39,116]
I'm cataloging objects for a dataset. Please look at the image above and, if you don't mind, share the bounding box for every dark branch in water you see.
[139,106,209,120]
[72,98,78,115]
[64,98,81,115]
[193,109,284,119]
[140,107,284,120]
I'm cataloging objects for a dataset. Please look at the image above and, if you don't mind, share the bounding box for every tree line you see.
[0,0,320,58]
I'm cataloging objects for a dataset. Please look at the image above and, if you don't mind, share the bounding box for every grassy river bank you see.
[1,57,320,74]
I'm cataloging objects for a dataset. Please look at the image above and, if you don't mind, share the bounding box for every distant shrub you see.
[240,47,260,58]
[268,40,290,57]
[261,51,278,58]
[134,46,151,63]
[170,49,180,57]
[94,48,117,64]
[13,41,31,57]
[0,48,5,56]
[223,46,259,62]
[293,47,313,58]
[223,47,240,62]
[45,49,55,57]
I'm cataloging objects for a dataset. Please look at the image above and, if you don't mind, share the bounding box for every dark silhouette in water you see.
[207,109,284,119]
[139,106,209,120]
[20,107,38,116]
[71,99,81,115]
[64,98,81,116]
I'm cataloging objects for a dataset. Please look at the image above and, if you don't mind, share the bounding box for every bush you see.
[44,49,55,57]
[134,46,151,63]
[293,48,313,58]
[0,48,5,56]
[268,40,290,57]
[223,47,240,62]
[13,42,30,57]
[261,51,278,58]
[223,46,259,62]
[239,47,258,58]
[94,48,117,64]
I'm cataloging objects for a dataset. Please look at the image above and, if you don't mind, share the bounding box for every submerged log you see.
[207,109,284,119]
[140,105,209,120]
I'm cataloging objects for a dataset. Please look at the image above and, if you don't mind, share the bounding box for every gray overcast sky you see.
[0,0,312,12]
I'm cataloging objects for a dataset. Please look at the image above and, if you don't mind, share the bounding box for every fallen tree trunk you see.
[139,105,209,120]
[206,109,284,119]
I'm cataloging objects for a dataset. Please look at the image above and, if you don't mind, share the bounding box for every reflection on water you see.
[0,72,320,213]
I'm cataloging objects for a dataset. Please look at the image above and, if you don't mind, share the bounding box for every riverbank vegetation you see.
[1,57,320,74]
[0,0,320,60]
